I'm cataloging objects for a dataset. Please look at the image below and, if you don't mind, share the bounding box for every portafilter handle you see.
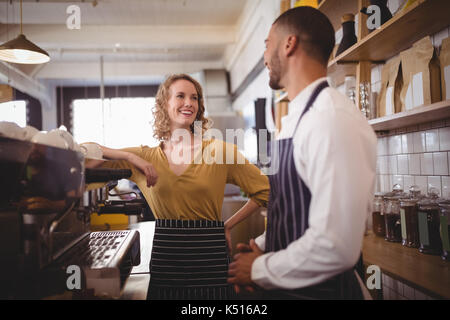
[85,168,132,184]
[97,199,147,215]
[97,202,146,215]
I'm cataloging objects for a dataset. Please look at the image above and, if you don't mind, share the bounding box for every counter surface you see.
[362,231,450,299]
[121,224,450,300]
[121,221,155,300]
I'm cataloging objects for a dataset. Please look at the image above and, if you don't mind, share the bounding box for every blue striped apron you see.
[264,81,363,299]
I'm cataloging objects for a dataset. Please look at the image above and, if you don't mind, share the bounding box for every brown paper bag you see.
[440,37,450,101]
[400,36,441,111]
[0,85,13,104]
[378,55,402,117]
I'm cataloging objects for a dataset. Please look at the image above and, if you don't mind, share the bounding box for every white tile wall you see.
[425,130,440,152]
[378,137,388,156]
[403,284,415,300]
[388,135,402,155]
[379,156,388,174]
[420,153,434,176]
[433,152,449,175]
[397,155,409,174]
[401,133,414,154]
[433,27,449,49]
[408,154,421,175]
[376,124,450,195]
[382,273,436,300]
[413,132,426,153]
[414,176,428,195]
[389,155,398,174]
[440,127,450,150]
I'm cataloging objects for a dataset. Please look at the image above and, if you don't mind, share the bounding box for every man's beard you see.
[268,53,282,90]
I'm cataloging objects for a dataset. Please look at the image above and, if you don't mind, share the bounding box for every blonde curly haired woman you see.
[87,74,269,299]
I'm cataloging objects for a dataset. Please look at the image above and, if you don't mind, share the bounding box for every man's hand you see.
[227,239,263,293]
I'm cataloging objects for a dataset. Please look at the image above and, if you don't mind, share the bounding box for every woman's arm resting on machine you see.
[85,144,158,187]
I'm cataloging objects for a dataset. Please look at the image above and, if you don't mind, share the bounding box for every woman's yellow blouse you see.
[100,139,269,221]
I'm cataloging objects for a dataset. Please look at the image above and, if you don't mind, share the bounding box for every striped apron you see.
[264,81,363,300]
[147,219,235,300]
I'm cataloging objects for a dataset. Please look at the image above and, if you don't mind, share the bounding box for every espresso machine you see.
[0,136,145,299]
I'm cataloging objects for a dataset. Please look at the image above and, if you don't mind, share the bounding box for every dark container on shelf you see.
[438,201,450,261]
[335,14,357,57]
[400,198,420,248]
[384,196,402,242]
[418,189,443,256]
[399,186,423,248]
[372,193,386,237]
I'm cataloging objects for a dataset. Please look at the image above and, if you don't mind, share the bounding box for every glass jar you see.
[372,193,385,237]
[408,185,424,200]
[400,198,419,248]
[439,201,450,261]
[418,189,443,255]
[384,196,402,242]
[392,184,407,197]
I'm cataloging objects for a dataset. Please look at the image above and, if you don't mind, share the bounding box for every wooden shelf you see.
[362,231,450,299]
[318,0,359,32]
[338,0,450,64]
[369,100,450,132]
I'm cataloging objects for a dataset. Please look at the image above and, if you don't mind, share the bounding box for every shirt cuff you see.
[251,253,279,290]
[254,232,266,252]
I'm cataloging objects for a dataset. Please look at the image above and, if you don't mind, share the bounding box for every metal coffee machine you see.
[0,136,144,299]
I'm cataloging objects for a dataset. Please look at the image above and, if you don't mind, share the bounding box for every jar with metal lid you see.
[439,200,450,261]
[400,198,420,248]
[399,185,422,248]
[418,188,443,255]
[384,196,402,242]
[392,184,407,197]
[372,193,385,237]
[408,185,424,200]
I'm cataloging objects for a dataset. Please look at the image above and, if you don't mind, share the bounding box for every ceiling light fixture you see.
[0,0,50,64]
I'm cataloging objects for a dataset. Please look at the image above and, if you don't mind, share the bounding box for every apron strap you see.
[293,81,329,134]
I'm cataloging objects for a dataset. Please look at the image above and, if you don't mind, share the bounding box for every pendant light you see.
[0,0,50,64]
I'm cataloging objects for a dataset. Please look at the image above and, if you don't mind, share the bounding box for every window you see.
[0,100,26,127]
[72,97,159,148]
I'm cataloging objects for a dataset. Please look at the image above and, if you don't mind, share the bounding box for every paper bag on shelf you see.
[400,36,441,111]
[0,85,14,104]
[440,37,450,101]
[378,55,402,117]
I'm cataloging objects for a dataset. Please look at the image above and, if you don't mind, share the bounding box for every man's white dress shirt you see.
[252,78,377,290]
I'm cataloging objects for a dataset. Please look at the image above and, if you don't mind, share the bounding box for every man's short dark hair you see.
[273,6,335,66]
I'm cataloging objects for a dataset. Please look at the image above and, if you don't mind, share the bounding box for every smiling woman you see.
[152,74,211,142]
[85,73,270,300]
